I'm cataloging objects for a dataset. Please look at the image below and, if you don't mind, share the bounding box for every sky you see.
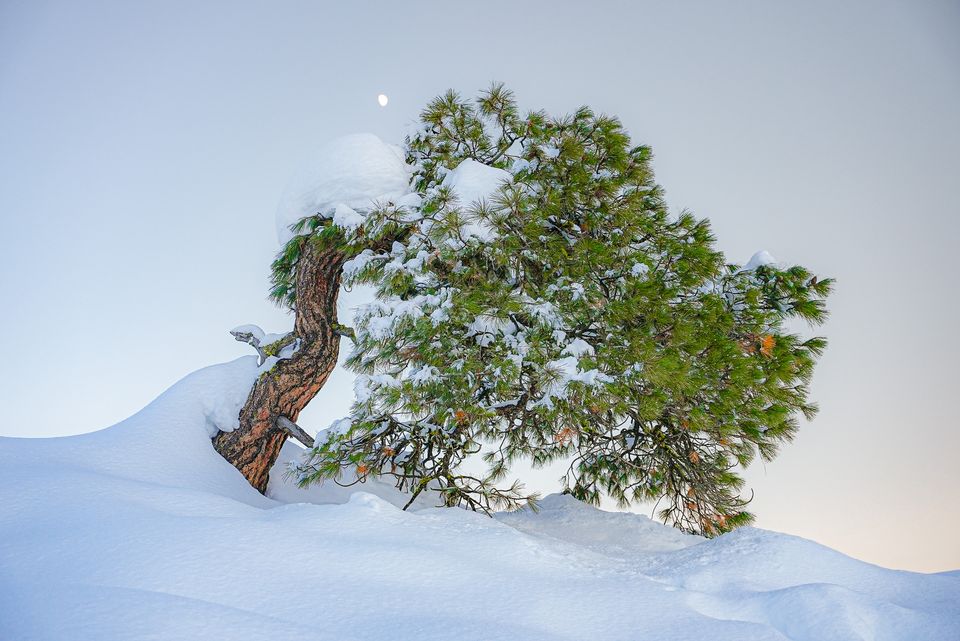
[1,0,958,573]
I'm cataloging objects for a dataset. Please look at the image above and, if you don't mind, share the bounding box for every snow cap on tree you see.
[275,133,410,244]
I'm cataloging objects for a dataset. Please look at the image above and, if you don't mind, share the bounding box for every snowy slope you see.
[1,358,957,641]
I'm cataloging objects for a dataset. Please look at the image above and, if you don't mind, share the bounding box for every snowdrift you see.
[1,358,957,641]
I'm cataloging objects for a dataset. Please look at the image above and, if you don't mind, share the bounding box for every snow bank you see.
[0,359,957,641]
[275,133,411,244]
[0,356,272,504]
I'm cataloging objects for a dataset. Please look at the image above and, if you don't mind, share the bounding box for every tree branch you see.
[230,328,267,365]
[276,416,315,448]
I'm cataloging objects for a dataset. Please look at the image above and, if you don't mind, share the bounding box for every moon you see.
[377,94,389,107]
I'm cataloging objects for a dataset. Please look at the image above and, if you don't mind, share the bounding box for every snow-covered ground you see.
[0,357,956,641]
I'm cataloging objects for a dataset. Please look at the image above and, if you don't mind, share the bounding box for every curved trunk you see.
[213,239,346,493]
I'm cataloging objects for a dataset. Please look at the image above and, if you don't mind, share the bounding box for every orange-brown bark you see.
[213,239,345,493]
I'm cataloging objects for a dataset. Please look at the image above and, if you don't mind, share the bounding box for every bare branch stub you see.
[231,329,267,366]
[277,416,315,448]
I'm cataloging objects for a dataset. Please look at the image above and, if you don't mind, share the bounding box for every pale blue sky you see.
[1,0,957,572]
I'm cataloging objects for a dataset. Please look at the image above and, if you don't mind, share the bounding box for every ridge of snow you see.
[495,493,700,555]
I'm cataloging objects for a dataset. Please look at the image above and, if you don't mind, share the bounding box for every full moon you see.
[377,94,389,107]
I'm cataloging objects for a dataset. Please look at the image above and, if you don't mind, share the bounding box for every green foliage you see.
[270,216,348,308]
[291,84,833,535]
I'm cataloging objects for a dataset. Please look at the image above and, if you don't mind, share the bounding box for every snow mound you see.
[442,158,511,205]
[1,359,957,641]
[0,356,273,503]
[646,527,960,641]
[440,159,511,242]
[495,492,700,555]
[743,249,779,271]
[275,133,411,244]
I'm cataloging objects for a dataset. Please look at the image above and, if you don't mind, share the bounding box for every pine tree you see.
[287,85,832,535]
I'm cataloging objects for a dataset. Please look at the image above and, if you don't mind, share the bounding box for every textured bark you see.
[213,239,346,493]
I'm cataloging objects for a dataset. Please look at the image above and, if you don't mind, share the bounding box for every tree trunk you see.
[213,239,346,493]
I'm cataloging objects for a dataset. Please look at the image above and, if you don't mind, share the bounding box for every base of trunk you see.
[213,420,287,493]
